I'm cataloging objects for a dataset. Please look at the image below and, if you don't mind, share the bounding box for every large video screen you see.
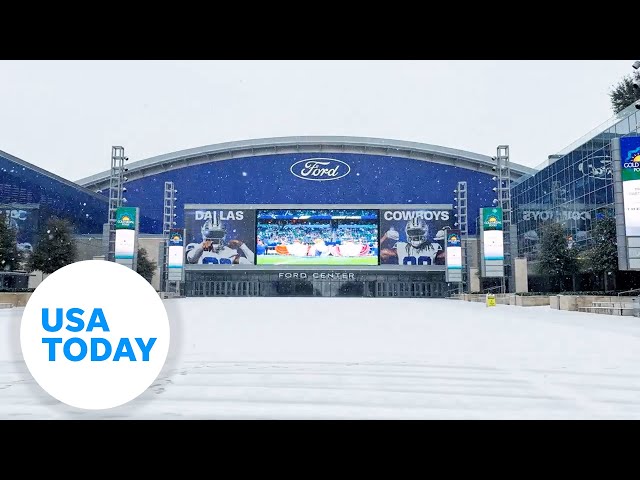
[379,208,452,266]
[1,204,39,253]
[184,208,256,265]
[256,209,379,266]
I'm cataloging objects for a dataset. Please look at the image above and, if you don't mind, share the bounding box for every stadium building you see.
[0,149,108,243]
[75,136,534,296]
[0,149,112,289]
[2,109,639,297]
[512,102,640,290]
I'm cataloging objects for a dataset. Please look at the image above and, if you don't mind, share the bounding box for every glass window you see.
[632,112,640,132]
[615,117,631,136]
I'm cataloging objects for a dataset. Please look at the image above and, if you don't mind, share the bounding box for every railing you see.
[617,288,640,297]
[483,285,504,294]
[446,286,462,298]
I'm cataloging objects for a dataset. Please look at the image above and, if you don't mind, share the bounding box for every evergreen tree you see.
[0,213,20,271]
[536,221,579,291]
[29,217,77,275]
[609,72,640,114]
[136,248,156,284]
[582,217,618,292]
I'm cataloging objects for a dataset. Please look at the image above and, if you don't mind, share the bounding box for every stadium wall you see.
[106,153,497,235]
[73,137,537,297]
[77,137,535,238]
[0,150,109,247]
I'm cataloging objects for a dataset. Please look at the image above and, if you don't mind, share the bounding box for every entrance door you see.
[412,282,426,297]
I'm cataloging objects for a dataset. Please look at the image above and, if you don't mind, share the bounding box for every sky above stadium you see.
[0,60,636,181]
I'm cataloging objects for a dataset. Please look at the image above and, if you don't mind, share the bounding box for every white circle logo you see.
[20,260,170,410]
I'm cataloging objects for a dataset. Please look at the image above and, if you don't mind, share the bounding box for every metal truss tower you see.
[107,146,127,262]
[162,181,178,293]
[455,181,468,293]
[495,145,513,293]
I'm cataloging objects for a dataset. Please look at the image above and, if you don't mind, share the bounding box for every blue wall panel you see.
[0,153,108,238]
[124,153,496,235]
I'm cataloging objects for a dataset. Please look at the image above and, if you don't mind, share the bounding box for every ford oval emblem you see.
[290,158,351,181]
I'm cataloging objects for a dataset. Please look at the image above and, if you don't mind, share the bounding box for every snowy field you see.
[3,297,640,419]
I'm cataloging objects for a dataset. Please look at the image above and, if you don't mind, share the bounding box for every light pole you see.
[106,147,129,262]
[162,182,179,294]
[440,225,455,296]
[632,60,640,109]
[475,214,482,292]
[454,181,468,294]
[491,146,512,294]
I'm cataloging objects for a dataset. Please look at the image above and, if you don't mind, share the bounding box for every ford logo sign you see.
[290,158,351,181]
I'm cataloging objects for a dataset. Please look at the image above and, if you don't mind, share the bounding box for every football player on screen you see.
[380,218,443,266]
[186,218,254,265]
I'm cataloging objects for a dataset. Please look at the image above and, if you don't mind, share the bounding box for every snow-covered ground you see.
[3,297,640,419]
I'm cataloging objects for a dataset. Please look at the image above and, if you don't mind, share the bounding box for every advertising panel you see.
[115,230,135,260]
[115,207,137,230]
[480,207,504,277]
[114,207,139,268]
[379,208,452,266]
[168,228,185,280]
[445,229,462,282]
[256,209,378,266]
[184,207,256,265]
[621,136,640,236]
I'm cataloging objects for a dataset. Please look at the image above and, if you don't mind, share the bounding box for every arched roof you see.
[76,136,536,188]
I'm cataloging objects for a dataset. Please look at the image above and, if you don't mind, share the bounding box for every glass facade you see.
[512,104,640,261]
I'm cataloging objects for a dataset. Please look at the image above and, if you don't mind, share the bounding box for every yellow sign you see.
[486,294,496,307]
